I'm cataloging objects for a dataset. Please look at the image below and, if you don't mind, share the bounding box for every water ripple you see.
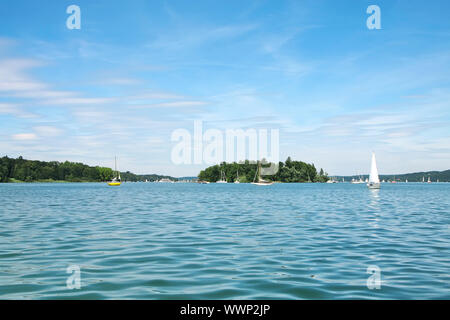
[0,182,449,299]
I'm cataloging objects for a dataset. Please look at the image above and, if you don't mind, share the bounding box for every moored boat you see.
[251,162,274,186]
[107,157,121,186]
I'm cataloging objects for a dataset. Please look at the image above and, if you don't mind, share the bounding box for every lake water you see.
[0,182,448,299]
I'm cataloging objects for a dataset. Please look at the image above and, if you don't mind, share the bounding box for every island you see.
[197,157,329,183]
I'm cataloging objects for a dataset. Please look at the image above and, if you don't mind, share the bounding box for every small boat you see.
[107,157,121,186]
[158,178,174,183]
[234,169,240,184]
[351,173,365,184]
[216,170,228,183]
[427,177,431,183]
[251,162,273,186]
[367,152,380,189]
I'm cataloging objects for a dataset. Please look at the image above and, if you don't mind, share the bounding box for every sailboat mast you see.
[258,162,261,182]
[115,156,119,179]
[253,162,258,183]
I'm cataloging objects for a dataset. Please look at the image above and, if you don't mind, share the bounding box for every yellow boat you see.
[107,157,122,186]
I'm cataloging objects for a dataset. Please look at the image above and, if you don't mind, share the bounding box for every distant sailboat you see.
[351,173,365,184]
[427,176,431,183]
[367,152,380,189]
[216,170,227,183]
[234,169,240,184]
[107,156,121,186]
[251,162,273,186]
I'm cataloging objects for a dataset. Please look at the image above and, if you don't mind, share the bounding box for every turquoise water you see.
[0,182,448,299]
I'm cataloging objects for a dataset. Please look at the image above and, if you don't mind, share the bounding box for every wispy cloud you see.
[12,133,37,141]
[136,101,208,108]
[147,23,258,51]
[0,103,37,118]
[33,126,62,137]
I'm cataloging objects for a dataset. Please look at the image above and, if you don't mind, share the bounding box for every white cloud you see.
[134,101,208,108]
[42,97,116,105]
[0,103,37,118]
[12,133,37,141]
[33,126,62,137]
[97,77,141,86]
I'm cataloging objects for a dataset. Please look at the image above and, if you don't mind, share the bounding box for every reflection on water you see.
[0,182,449,299]
[368,188,380,209]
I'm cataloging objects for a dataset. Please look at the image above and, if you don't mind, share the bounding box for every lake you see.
[0,182,448,299]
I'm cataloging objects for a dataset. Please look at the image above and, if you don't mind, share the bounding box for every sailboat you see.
[216,170,227,183]
[234,168,240,184]
[427,176,431,183]
[367,152,380,189]
[351,173,365,184]
[107,157,121,186]
[251,162,274,186]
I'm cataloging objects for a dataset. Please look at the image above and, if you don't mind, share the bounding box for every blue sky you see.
[0,0,449,176]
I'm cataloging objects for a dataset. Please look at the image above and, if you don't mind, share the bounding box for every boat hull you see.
[107,182,121,186]
[251,182,274,186]
[367,182,380,189]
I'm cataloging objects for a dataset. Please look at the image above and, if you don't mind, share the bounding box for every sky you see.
[0,0,449,176]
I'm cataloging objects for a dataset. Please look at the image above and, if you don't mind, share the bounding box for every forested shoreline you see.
[198,157,329,183]
[0,156,176,183]
[0,156,115,182]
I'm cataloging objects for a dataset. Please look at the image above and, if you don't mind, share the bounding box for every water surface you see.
[0,182,449,299]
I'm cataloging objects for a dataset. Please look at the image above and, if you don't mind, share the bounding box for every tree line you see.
[0,156,115,182]
[0,156,180,183]
[197,157,329,183]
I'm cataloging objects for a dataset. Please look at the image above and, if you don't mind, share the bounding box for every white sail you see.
[369,152,380,184]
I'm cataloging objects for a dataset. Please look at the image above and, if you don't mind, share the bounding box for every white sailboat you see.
[251,162,273,186]
[234,169,240,184]
[351,173,365,184]
[367,152,380,189]
[216,170,228,183]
